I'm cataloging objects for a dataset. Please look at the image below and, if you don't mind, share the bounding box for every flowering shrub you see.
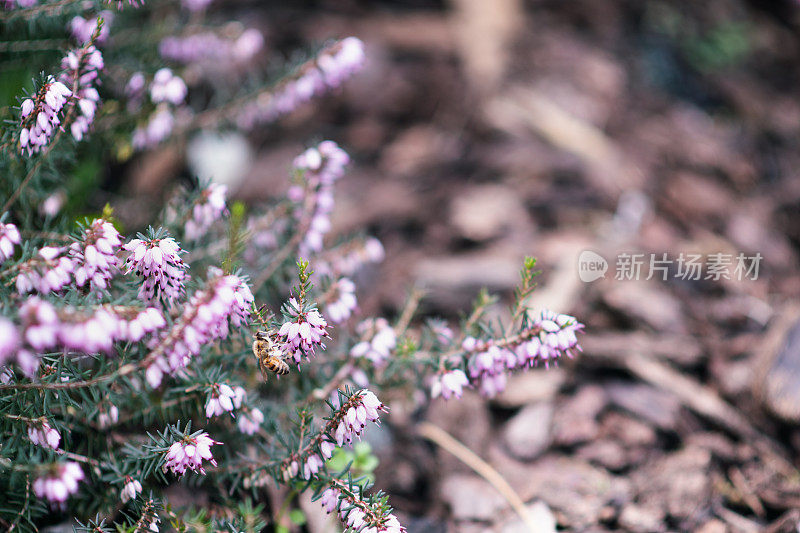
[0,1,583,531]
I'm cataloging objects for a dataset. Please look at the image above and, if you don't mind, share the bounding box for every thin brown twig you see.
[417,421,540,532]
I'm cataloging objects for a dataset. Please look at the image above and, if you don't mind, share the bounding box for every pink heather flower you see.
[0,318,19,365]
[159,28,263,65]
[132,105,174,149]
[0,222,20,264]
[332,390,387,447]
[237,37,365,129]
[115,306,166,342]
[69,12,113,44]
[146,268,247,382]
[123,235,188,305]
[149,68,187,105]
[326,278,357,324]
[97,404,119,428]
[184,183,227,241]
[20,298,59,351]
[350,318,396,366]
[163,432,220,476]
[69,218,122,290]
[120,476,142,503]
[33,462,84,504]
[319,486,406,533]
[230,276,254,327]
[302,454,324,480]
[431,369,469,400]
[464,310,584,397]
[288,141,350,256]
[40,192,65,216]
[59,46,103,142]
[237,407,264,435]
[15,246,74,295]
[19,78,72,156]
[205,383,236,418]
[277,298,329,364]
[27,418,61,449]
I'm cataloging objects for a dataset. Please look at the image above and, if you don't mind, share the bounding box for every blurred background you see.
[14,0,800,530]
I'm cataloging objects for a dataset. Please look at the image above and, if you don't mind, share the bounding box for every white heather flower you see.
[302,454,324,480]
[350,318,396,366]
[120,476,142,503]
[0,222,20,264]
[59,46,103,142]
[163,432,220,476]
[123,235,188,305]
[33,462,84,504]
[97,404,119,428]
[237,407,264,435]
[431,369,469,400]
[205,383,236,418]
[69,218,122,291]
[149,68,187,105]
[27,418,61,449]
[184,183,227,241]
[181,0,212,11]
[326,278,357,324]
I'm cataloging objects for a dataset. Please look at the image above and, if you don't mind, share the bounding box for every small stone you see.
[618,504,666,532]
[763,318,800,422]
[500,500,557,533]
[576,439,628,471]
[493,370,565,408]
[607,382,681,431]
[449,184,531,242]
[441,474,506,521]
[552,385,607,446]
[502,402,553,461]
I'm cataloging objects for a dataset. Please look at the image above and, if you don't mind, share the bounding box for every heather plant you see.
[0,1,583,531]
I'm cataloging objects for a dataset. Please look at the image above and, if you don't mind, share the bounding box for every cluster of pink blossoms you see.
[19,78,72,155]
[204,383,245,418]
[0,298,164,376]
[332,390,387,447]
[27,418,61,450]
[28,297,163,347]
[163,432,220,476]
[69,11,112,45]
[430,369,470,400]
[159,28,263,66]
[325,278,357,324]
[0,222,20,264]
[68,218,121,290]
[33,462,84,505]
[15,246,74,295]
[288,141,350,255]
[184,183,227,241]
[237,37,365,129]
[145,268,252,387]
[466,310,584,397]
[123,235,188,305]
[131,69,188,149]
[120,476,143,503]
[237,407,264,435]
[149,68,187,105]
[320,486,406,533]
[59,45,103,141]
[350,318,396,367]
[277,298,329,364]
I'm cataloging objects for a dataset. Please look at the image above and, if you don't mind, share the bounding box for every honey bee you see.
[253,330,290,378]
